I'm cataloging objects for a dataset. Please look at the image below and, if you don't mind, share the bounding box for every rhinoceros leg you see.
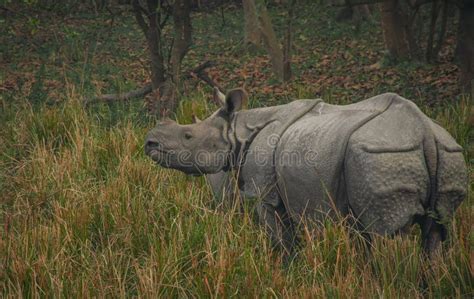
[256,199,297,256]
[205,170,240,210]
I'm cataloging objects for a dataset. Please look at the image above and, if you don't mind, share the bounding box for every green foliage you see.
[0,88,472,297]
[28,64,47,105]
[0,2,472,297]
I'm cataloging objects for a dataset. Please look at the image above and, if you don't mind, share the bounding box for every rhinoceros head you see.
[144,88,247,175]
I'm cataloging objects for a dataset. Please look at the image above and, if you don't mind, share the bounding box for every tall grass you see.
[0,87,471,297]
[1,1,471,296]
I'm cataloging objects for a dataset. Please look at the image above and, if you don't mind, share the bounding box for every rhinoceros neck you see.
[227,99,323,167]
[233,107,280,137]
[226,107,277,167]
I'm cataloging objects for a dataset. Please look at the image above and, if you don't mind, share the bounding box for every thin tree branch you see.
[186,61,223,92]
[85,61,217,105]
[166,36,174,73]
[0,5,30,18]
[334,0,439,7]
[407,0,459,8]
[84,83,153,105]
[192,61,217,74]
[333,0,385,7]
[160,12,171,28]
[433,0,449,59]
[132,0,149,35]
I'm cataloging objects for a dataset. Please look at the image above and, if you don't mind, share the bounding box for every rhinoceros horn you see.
[191,114,201,123]
[213,87,226,105]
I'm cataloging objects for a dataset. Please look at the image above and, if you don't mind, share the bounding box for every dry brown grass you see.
[0,87,471,297]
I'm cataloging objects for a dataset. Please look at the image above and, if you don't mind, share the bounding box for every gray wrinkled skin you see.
[145,90,468,255]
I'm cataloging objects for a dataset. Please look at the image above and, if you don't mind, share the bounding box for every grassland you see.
[1,2,472,297]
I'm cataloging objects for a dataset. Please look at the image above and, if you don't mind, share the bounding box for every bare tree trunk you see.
[146,0,167,89]
[132,0,192,116]
[147,27,166,89]
[159,0,192,114]
[132,0,166,89]
[455,0,474,94]
[426,0,440,62]
[336,0,371,22]
[258,3,285,81]
[335,0,353,21]
[243,0,261,46]
[242,0,295,82]
[432,0,449,60]
[154,0,192,115]
[405,5,422,59]
[171,0,192,84]
[87,0,192,112]
[354,4,371,21]
[283,0,296,81]
[380,0,410,60]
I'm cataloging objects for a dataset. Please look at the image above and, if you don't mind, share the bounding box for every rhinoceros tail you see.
[422,116,468,255]
[420,129,446,255]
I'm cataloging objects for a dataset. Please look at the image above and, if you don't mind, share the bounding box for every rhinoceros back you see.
[275,94,394,223]
[276,93,467,236]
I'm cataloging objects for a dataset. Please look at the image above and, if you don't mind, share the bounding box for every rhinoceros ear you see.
[224,88,248,114]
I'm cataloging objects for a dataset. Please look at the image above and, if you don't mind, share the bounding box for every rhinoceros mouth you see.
[145,143,171,162]
[145,139,171,158]
[147,148,169,160]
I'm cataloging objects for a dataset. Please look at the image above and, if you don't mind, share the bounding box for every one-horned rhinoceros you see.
[145,88,468,255]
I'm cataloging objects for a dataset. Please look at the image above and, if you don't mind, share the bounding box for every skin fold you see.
[145,89,467,257]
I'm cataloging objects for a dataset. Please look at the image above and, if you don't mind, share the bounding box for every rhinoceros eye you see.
[184,132,193,140]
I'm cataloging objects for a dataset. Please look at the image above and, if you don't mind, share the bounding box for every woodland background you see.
[0,0,472,297]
